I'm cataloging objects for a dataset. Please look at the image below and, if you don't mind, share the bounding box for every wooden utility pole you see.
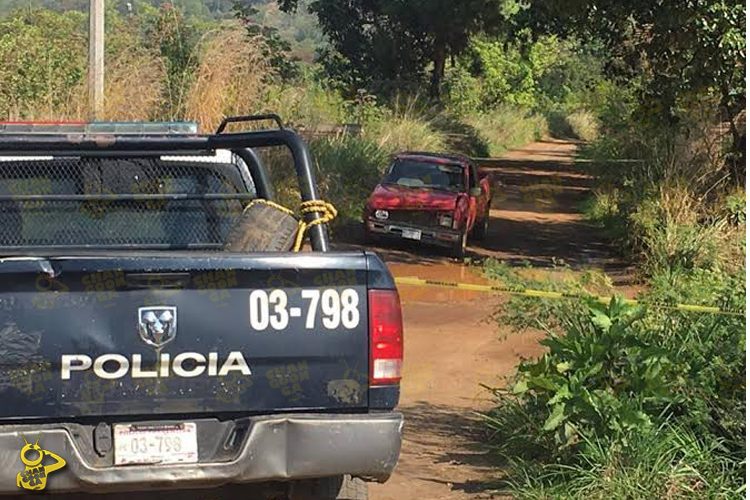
[88,0,105,120]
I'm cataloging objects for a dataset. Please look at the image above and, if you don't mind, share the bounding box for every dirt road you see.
[358,139,627,500]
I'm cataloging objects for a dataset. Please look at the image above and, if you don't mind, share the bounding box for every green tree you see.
[280,0,515,97]
[0,9,87,117]
[233,0,300,81]
[518,0,746,180]
[143,3,201,117]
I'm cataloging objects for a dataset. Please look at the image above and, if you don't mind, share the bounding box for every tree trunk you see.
[719,83,746,185]
[725,111,745,185]
[430,44,447,99]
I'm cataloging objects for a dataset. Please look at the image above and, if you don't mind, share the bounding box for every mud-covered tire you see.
[471,209,490,241]
[288,475,368,500]
[362,225,379,245]
[451,230,468,259]
[224,202,299,252]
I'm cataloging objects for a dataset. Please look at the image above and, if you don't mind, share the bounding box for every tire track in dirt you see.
[354,139,630,500]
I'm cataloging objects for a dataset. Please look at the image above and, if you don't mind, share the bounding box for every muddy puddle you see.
[388,261,492,303]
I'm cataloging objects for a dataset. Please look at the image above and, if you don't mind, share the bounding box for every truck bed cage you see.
[0,120,329,251]
[215,114,285,134]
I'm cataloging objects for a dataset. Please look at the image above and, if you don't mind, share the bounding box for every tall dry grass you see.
[102,49,166,121]
[184,29,272,132]
[465,106,548,156]
[364,95,448,154]
[18,46,167,122]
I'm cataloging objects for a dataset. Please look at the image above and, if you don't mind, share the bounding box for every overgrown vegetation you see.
[483,259,745,498]
[480,0,745,497]
[0,1,588,225]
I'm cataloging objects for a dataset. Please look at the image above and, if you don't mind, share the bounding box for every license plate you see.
[114,423,198,466]
[402,228,422,241]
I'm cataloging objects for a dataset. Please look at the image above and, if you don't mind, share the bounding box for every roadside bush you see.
[269,78,351,131]
[545,110,575,139]
[503,423,743,499]
[103,12,166,120]
[311,135,389,223]
[546,110,600,142]
[364,96,447,154]
[485,270,745,498]
[484,263,746,499]
[366,113,446,155]
[0,10,87,119]
[431,113,491,158]
[442,65,483,115]
[185,28,273,132]
[629,187,727,276]
[723,189,746,225]
[580,190,625,242]
[466,107,548,156]
[566,110,599,142]
[579,91,746,279]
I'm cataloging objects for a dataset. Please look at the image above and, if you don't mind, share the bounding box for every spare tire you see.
[225,202,300,252]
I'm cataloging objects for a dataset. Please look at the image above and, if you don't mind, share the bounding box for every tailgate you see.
[0,253,376,419]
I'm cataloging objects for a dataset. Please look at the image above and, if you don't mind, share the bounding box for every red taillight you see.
[368,289,404,385]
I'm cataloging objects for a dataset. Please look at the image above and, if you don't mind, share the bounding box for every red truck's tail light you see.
[369,289,403,385]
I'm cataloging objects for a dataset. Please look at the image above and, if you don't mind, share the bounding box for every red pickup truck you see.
[363,152,492,257]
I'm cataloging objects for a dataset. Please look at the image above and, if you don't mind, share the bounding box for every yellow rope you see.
[246,199,296,217]
[244,199,338,252]
[295,200,338,251]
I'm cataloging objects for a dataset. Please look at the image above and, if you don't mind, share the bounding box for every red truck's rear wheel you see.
[451,231,468,258]
[471,208,490,241]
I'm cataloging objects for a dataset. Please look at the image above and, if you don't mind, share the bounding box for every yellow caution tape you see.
[394,277,745,317]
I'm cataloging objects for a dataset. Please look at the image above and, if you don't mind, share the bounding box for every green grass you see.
[506,424,744,499]
[365,114,447,154]
[310,135,389,224]
[566,110,600,142]
[465,107,548,156]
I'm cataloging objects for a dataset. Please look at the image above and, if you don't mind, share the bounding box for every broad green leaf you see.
[583,362,603,379]
[512,379,528,394]
[543,403,566,431]
[620,407,651,429]
[591,310,612,331]
[548,384,571,405]
[527,375,557,391]
[556,361,571,373]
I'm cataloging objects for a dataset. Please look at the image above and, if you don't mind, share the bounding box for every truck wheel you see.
[335,476,369,500]
[225,202,300,252]
[451,231,468,259]
[288,475,368,500]
[471,209,490,241]
[362,224,374,243]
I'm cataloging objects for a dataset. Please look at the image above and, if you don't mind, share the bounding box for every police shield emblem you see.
[138,307,177,348]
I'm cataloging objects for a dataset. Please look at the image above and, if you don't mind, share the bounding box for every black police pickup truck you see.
[0,117,403,499]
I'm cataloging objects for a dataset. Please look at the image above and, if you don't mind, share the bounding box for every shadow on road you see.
[398,401,508,496]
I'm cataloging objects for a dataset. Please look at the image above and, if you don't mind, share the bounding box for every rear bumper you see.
[0,412,403,494]
[366,219,461,248]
